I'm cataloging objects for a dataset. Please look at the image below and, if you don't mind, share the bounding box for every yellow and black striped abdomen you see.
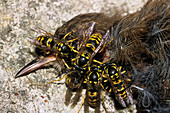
[86,33,102,52]
[114,80,127,98]
[36,36,54,48]
[87,90,99,108]
[35,36,54,55]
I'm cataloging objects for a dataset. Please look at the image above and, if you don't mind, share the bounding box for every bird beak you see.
[15,55,57,78]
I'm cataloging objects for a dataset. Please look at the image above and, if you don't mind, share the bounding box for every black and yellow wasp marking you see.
[78,65,108,113]
[36,35,54,48]
[86,33,102,52]
[71,52,90,73]
[34,35,55,55]
[44,23,101,86]
[102,62,133,107]
[54,30,79,58]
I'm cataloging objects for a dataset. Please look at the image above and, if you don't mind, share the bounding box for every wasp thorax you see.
[89,71,99,85]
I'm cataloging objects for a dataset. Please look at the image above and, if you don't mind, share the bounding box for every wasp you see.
[102,61,133,107]
[78,65,108,113]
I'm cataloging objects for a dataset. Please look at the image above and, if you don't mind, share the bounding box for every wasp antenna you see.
[30,27,52,36]
[27,37,36,43]
[27,37,47,48]
[30,27,36,32]
[27,37,40,46]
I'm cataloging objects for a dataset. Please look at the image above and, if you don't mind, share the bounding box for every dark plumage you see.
[109,0,170,112]
[54,13,121,39]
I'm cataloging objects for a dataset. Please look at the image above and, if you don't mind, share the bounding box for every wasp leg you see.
[66,37,80,43]
[63,30,77,40]
[54,53,62,65]
[84,93,89,113]
[45,70,74,86]
[92,59,104,65]
[101,92,108,113]
[92,57,111,65]
[62,59,72,70]
[100,83,108,94]
[15,55,57,78]
[91,58,111,67]
[78,93,86,113]
[105,34,114,46]
[45,74,68,86]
